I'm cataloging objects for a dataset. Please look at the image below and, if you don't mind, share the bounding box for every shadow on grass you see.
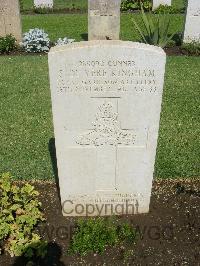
[48,138,61,202]
[12,242,65,266]
[172,33,182,46]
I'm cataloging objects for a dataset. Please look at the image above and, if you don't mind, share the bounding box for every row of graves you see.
[0,0,200,44]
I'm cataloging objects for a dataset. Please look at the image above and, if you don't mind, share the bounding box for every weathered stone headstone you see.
[183,0,200,43]
[34,0,53,8]
[0,0,22,43]
[152,0,172,10]
[48,41,166,216]
[88,0,121,40]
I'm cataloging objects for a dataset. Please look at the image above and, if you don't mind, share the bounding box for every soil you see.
[164,46,184,56]
[163,46,199,56]
[20,9,186,15]
[0,50,48,57]
[21,8,87,15]
[20,9,145,15]
[0,179,200,266]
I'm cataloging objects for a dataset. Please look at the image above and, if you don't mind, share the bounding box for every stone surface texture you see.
[0,0,22,43]
[34,0,53,8]
[88,0,121,40]
[153,0,172,10]
[48,41,166,216]
[184,0,200,43]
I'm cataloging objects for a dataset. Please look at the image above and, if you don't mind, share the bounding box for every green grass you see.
[22,14,88,41]
[0,55,199,180]
[155,57,200,178]
[22,13,185,42]
[0,55,53,180]
[22,0,186,11]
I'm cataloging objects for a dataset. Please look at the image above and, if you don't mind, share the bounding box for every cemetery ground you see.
[22,13,184,42]
[0,14,199,180]
[8,13,197,56]
[0,9,200,266]
[21,0,185,12]
[0,56,200,264]
[0,179,200,265]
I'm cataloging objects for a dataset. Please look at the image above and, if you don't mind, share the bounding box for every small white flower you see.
[55,37,75,46]
[21,28,50,53]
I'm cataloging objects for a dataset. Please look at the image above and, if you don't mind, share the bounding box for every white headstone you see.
[0,0,22,43]
[153,0,172,10]
[183,0,200,43]
[34,0,53,8]
[48,41,166,216]
[88,0,121,40]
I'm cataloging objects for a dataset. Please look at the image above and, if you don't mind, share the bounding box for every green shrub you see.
[153,4,183,14]
[121,0,140,11]
[122,249,134,263]
[118,222,136,241]
[21,28,50,53]
[132,7,176,48]
[121,0,152,11]
[69,217,136,256]
[0,173,47,258]
[19,0,24,11]
[0,34,16,54]
[142,0,152,11]
[182,41,200,56]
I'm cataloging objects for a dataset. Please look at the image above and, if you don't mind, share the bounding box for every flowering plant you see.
[55,37,75,46]
[21,28,50,53]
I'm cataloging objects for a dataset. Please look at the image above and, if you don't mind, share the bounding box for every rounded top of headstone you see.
[49,41,166,56]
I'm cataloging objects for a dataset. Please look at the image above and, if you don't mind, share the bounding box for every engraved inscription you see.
[76,102,136,146]
[0,7,6,13]
[69,194,138,203]
[56,59,158,95]
[68,194,139,203]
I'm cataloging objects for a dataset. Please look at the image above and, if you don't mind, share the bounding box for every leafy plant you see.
[19,0,24,11]
[69,217,136,256]
[0,34,16,54]
[121,0,140,11]
[121,0,152,11]
[118,222,136,241]
[122,249,134,263]
[0,173,47,258]
[21,28,50,53]
[153,4,182,14]
[182,41,200,56]
[142,0,152,11]
[132,7,176,48]
[55,37,75,46]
